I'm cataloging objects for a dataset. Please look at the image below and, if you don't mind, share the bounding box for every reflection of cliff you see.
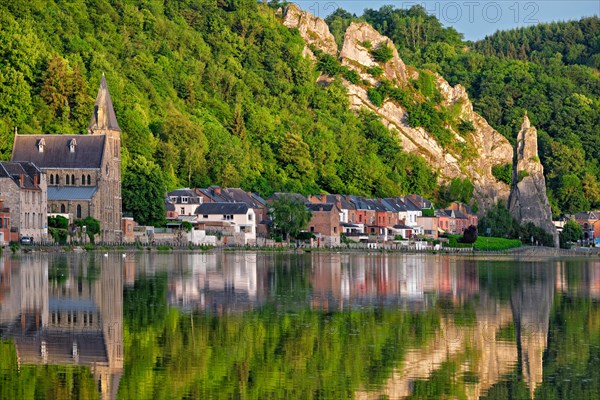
[354,260,554,400]
[0,254,123,400]
[511,263,554,398]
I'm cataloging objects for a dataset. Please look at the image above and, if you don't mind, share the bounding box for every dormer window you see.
[181,197,189,204]
[38,138,45,153]
[69,139,77,153]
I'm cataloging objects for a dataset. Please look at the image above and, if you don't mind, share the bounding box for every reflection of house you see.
[0,161,47,241]
[168,253,268,313]
[0,255,123,400]
[0,196,15,244]
[195,202,256,244]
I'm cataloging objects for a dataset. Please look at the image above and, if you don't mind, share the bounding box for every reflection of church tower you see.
[511,263,554,398]
[88,74,122,242]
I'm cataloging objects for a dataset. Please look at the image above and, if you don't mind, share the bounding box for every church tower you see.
[89,74,122,241]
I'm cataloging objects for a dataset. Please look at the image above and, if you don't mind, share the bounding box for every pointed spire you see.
[88,74,120,133]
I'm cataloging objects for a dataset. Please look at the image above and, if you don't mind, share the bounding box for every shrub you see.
[517,170,530,182]
[492,163,512,184]
[458,120,476,134]
[371,43,394,63]
[367,66,384,77]
[343,69,360,84]
[317,54,342,76]
[361,40,372,49]
[460,225,478,243]
[367,87,384,107]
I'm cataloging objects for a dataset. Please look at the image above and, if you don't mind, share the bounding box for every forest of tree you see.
[325,6,600,217]
[0,0,437,226]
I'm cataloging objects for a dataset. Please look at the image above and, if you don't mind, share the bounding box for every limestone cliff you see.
[508,115,559,247]
[282,5,513,212]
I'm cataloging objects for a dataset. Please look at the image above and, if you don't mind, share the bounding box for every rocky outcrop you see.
[340,22,407,83]
[282,4,337,57]
[282,4,514,213]
[508,115,559,247]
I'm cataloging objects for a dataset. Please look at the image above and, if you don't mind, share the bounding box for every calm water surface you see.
[1,251,599,399]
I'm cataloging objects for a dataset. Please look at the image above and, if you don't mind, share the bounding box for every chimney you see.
[34,174,39,186]
[19,173,24,187]
[321,195,327,204]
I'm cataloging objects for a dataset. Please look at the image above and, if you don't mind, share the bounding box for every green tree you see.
[75,216,100,244]
[559,219,583,248]
[122,156,166,226]
[269,196,312,242]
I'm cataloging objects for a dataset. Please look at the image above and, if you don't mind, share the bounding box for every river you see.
[0,251,598,399]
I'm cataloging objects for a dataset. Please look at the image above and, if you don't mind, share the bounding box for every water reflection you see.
[0,253,123,400]
[1,252,599,399]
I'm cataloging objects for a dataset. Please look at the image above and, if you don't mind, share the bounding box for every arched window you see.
[50,175,54,185]
[56,174,60,184]
[76,204,82,219]
[82,174,85,185]
[60,204,65,213]
[87,175,91,185]
[66,175,70,185]
[71,174,75,185]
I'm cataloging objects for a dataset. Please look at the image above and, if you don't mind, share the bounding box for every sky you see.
[293,1,600,41]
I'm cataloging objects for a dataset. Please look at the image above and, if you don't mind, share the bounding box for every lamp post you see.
[83,225,87,245]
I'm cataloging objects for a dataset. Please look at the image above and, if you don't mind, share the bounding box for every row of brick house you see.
[165,187,479,246]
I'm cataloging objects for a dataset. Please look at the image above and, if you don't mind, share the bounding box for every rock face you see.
[508,115,559,247]
[282,4,337,57]
[340,22,407,83]
[282,4,514,213]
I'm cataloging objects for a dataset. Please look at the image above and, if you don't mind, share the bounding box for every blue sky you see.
[293,1,600,41]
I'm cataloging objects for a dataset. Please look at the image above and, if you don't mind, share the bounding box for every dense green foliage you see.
[492,163,512,184]
[326,7,600,216]
[474,18,600,68]
[0,0,440,211]
[74,216,100,243]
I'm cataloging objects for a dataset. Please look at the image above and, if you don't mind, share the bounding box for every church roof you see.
[48,186,98,201]
[88,74,120,132]
[12,135,106,168]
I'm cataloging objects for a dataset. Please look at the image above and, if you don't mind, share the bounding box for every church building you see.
[11,75,122,242]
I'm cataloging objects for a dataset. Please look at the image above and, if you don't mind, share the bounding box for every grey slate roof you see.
[48,186,98,201]
[88,74,121,132]
[306,203,336,212]
[12,134,106,168]
[0,161,42,190]
[267,192,308,203]
[196,202,249,215]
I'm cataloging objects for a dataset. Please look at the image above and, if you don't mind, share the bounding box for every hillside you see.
[0,0,437,203]
[326,7,600,216]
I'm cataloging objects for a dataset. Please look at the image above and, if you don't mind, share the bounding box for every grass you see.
[446,234,522,251]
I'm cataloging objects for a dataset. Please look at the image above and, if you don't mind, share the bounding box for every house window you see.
[61,204,65,213]
[203,215,208,219]
[334,226,337,233]
[181,208,185,215]
[50,175,54,185]
[87,175,91,185]
[310,226,315,232]
[181,197,188,204]
[66,175,70,185]
[77,205,82,219]
[56,174,60,184]
[82,175,85,185]
[71,174,75,185]
[249,213,253,221]
[359,215,363,223]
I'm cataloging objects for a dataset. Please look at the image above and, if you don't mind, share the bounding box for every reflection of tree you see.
[0,341,98,400]
[118,269,441,399]
[48,254,68,285]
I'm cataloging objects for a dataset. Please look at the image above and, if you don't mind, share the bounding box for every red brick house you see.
[306,203,342,247]
[574,212,600,241]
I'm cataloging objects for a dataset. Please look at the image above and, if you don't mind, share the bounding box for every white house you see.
[195,202,255,244]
